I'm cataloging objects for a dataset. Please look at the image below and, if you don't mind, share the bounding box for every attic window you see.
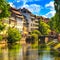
[23,10,26,13]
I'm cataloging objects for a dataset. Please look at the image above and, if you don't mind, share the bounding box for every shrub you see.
[31,34,38,44]
[0,35,3,41]
[31,34,38,40]
[26,36,31,44]
[7,28,21,44]
[0,22,5,31]
[31,30,41,36]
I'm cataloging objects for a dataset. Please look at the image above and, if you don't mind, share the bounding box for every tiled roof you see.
[10,7,17,11]
[9,7,25,19]
[11,10,21,15]
[16,15,24,18]
[21,8,31,13]
[10,7,22,15]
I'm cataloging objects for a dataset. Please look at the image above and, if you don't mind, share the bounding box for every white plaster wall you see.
[16,18,23,32]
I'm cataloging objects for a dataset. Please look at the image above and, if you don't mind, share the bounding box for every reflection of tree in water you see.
[0,48,8,60]
[24,49,29,60]
[8,50,16,60]
[38,44,60,60]
[38,44,46,55]
[8,43,21,60]
[55,57,60,60]
[50,48,60,57]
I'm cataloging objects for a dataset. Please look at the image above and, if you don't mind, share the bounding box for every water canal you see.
[0,43,60,60]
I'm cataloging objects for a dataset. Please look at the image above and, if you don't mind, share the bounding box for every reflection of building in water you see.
[16,48,23,60]
[0,47,23,60]
[1,48,8,60]
[23,44,38,60]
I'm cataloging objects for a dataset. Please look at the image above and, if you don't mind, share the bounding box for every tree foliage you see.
[54,0,60,13]
[31,34,38,41]
[49,0,60,33]
[0,0,10,19]
[39,20,51,35]
[0,35,3,41]
[48,17,56,30]
[54,0,60,33]
[31,30,41,36]
[31,34,38,44]
[49,13,60,33]
[30,30,40,44]
[0,22,5,31]
[7,28,21,44]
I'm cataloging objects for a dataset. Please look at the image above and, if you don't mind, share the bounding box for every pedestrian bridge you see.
[38,35,60,53]
[38,35,57,44]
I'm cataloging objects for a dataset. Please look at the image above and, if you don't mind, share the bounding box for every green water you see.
[0,44,60,60]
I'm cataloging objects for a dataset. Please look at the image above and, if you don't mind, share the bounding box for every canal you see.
[0,44,60,60]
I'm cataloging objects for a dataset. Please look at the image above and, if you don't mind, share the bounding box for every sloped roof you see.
[21,8,32,13]
[10,7,22,15]
[10,7,24,19]
[11,10,21,15]
[16,15,24,18]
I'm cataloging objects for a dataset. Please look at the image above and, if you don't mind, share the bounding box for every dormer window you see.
[22,10,26,13]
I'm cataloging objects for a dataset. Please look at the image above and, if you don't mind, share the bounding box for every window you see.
[22,10,26,13]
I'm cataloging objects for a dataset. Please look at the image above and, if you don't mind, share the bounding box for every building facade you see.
[0,7,50,35]
[9,7,24,33]
[19,8,39,33]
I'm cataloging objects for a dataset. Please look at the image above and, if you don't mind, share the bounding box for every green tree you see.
[39,20,51,35]
[49,13,60,33]
[31,34,38,41]
[0,0,10,19]
[0,35,3,41]
[53,0,60,33]
[0,0,10,32]
[48,17,56,31]
[54,13,60,33]
[54,0,60,12]
[0,22,6,31]
[31,30,41,36]
[30,30,41,43]
[7,28,21,44]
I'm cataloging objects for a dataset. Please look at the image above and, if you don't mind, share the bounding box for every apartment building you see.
[0,7,28,35]
[19,8,39,33]
[0,7,49,35]
[30,14,39,31]
[9,7,24,33]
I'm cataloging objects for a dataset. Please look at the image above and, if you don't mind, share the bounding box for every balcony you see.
[35,19,38,21]
[9,17,15,20]
[16,15,24,19]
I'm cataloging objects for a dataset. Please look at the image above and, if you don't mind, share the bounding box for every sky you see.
[7,0,56,18]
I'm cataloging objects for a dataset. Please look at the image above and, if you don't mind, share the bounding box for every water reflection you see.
[38,44,60,60]
[0,44,60,60]
[0,48,8,60]
[0,44,23,60]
